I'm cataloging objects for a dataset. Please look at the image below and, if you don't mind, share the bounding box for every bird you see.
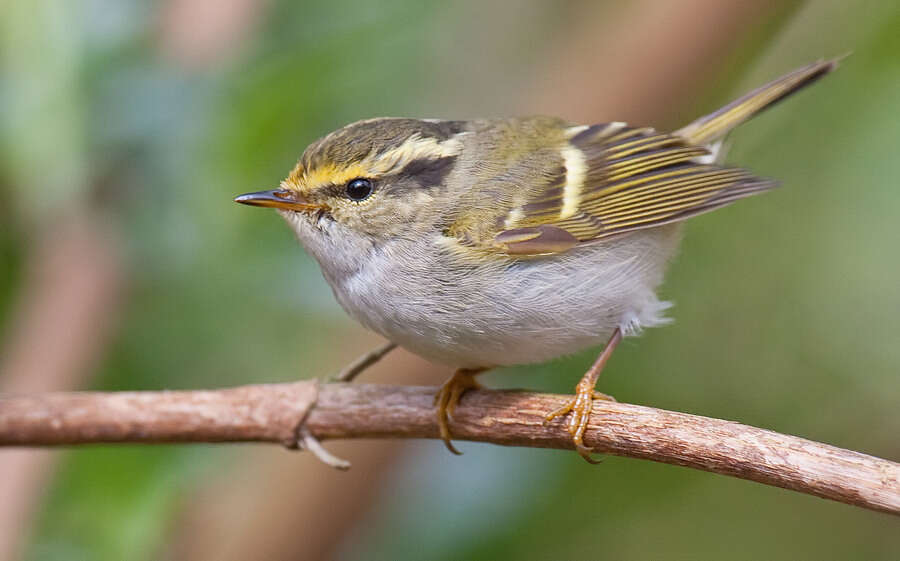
[236,59,838,461]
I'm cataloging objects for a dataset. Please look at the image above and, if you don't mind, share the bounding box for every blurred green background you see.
[1,1,898,560]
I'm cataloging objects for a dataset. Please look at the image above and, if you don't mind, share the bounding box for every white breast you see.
[292,211,682,369]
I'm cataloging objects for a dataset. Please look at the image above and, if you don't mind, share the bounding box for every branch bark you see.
[0,382,897,515]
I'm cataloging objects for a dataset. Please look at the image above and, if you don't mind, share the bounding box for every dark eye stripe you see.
[395,156,457,189]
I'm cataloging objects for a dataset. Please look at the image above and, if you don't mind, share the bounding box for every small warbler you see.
[237,59,838,461]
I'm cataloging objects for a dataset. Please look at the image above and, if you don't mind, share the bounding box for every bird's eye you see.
[346,178,373,201]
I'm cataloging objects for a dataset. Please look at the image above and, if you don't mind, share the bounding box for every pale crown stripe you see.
[369,135,462,175]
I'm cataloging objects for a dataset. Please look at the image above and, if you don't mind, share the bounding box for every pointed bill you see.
[234,189,320,212]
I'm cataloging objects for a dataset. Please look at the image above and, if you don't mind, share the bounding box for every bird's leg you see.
[434,368,486,455]
[330,341,397,383]
[544,328,622,463]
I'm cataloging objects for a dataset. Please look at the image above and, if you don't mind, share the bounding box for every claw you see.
[576,444,603,464]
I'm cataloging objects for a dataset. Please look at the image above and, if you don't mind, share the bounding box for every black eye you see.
[346,178,373,201]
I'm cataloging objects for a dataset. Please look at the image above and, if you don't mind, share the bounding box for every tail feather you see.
[675,58,841,146]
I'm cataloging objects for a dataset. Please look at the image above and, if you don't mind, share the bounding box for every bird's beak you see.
[234,189,319,212]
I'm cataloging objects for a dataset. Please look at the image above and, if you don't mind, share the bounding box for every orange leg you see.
[434,368,485,454]
[544,328,622,463]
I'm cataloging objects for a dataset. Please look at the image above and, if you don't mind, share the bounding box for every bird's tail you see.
[675,58,841,146]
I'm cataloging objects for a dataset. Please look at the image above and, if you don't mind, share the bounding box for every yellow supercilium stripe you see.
[299,134,463,193]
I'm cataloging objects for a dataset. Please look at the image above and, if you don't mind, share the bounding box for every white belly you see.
[326,225,681,369]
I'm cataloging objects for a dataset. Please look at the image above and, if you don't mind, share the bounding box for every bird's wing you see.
[460,123,775,256]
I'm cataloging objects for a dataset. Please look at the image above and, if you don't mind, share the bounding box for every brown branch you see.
[0,382,897,515]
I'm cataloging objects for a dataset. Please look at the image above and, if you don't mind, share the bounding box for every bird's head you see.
[236,118,467,246]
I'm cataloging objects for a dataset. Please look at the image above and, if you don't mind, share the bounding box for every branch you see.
[0,382,897,515]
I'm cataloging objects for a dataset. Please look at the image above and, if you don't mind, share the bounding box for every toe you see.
[434,370,485,455]
[592,390,617,402]
[544,398,575,425]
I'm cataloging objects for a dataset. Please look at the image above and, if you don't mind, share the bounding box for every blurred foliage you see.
[1,1,898,560]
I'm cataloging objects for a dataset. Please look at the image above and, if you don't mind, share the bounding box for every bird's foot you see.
[434,368,484,454]
[544,381,616,463]
[544,327,623,463]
